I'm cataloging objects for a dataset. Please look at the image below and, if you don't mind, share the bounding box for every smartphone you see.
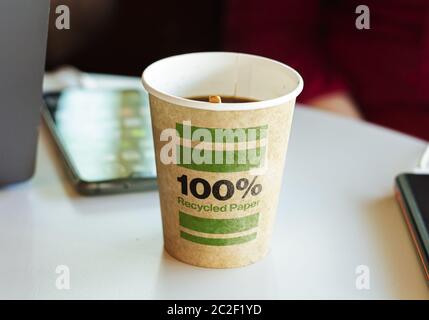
[42,88,157,195]
[395,173,429,281]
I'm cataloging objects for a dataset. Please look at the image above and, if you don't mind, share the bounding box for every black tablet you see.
[42,88,157,195]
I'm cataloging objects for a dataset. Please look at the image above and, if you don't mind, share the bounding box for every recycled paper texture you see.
[149,97,295,268]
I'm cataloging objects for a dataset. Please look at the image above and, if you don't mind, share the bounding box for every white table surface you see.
[1,74,428,300]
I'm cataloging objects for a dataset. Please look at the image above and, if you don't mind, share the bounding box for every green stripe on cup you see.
[176,123,268,142]
[179,211,259,234]
[180,231,257,246]
[177,145,266,172]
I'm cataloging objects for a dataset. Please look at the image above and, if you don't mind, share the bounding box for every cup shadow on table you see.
[364,195,428,298]
[153,248,279,300]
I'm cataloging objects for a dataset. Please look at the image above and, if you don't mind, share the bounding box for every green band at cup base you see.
[179,211,259,234]
[180,231,257,246]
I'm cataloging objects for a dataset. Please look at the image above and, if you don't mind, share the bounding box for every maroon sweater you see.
[225,0,429,141]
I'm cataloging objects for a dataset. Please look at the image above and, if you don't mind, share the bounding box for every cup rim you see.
[142,52,303,111]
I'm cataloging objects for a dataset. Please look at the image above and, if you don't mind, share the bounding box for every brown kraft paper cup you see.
[142,52,303,268]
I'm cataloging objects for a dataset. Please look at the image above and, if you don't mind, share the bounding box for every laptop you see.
[0,0,50,186]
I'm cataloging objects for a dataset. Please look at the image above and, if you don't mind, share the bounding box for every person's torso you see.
[326,0,429,139]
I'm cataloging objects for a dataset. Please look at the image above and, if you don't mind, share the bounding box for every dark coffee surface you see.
[188,96,258,103]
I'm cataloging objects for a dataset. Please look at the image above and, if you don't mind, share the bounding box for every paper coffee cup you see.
[142,52,303,268]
